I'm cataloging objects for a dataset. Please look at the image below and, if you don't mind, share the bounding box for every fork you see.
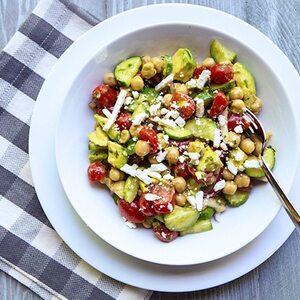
[243,108,300,229]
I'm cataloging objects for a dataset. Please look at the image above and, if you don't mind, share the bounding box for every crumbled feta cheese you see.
[218,115,226,126]
[220,142,228,151]
[124,96,133,105]
[155,73,174,91]
[132,164,139,169]
[195,171,203,180]
[145,170,162,179]
[184,151,200,165]
[213,128,222,148]
[186,69,211,89]
[103,89,127,131]
[195,118,201,125]
[163,173,174,180]
[135,169,152,185]
[156,95,163,102]
[160,108,169,115]
[214,213,221,223]
[170,103,179,109]
[144,193,161,201]
[132,137,138,141]
[156,150,166,162]
[132,112,148,125]
[149,102,161,116]
[132,91,139,98]
[226,161,238,175]
[195,98,204,117]
[149,163,168,172]
[148,123,154,128]
[167,202,174,212]
[244,160,261,168]
[234,125,243,133]
[215,150,222,157]
[187,191,204,211]
[120,164,138,177]
[178,156,185,163]
[213,180,226,192]
[121,164,152,185]
[165,110,179,120]
[102,108,111,118]
[152,116,160,123]
[234,151,244,161]
[175,116,186,128]
[158,118,177,128]
[124,220,137,229]
[163,134,169,143]
[239,166,245,171]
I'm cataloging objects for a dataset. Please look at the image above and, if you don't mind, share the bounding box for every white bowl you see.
[55,17,299,265]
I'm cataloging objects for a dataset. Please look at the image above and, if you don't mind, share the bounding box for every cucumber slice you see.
[124,176,139,203]
[162,55,173,77]
[198,207,215,220]
[184,118,217,141]
[114,56,142,87]
[210,40,237,63]
[210,80,236,93]
[224,191,249,207]
[245,147,276,178]
[179,219,212,236]
[163,126,193,141]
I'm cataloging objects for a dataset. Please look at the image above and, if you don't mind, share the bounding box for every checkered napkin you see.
[0,0,152,299]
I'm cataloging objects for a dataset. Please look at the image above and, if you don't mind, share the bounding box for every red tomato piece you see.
[193,66,207,79]
[116,112,132,130]
[171,92,196,120]
[138,195,155,217]
[209,91,228,118]
[148,184,175,215]
[227,113,250,131]
[92,84,118,108]
[87,161,107,182]
[139,126,159,153]
[118,199,146,223]
[153,222,178,242]
[172,161,190,178]
[210,63,234,84]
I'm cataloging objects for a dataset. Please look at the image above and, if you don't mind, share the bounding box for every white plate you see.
[29,4,300,291]
[54,5,299,265]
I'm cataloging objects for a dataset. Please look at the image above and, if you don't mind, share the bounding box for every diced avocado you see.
[198,207,215,220]
[188,140,205,153]
[210,40,237,63]
[163,126,193,141]
[197,146,223,172]
[88,151,108,163]
[194,91,214,108]
[88,127,108,148]
[162,54,173,77]
[88,141,101,152]
[233,62,256,99]
[225,190,250,207]
[94,114,120,141]
[154,214,164,223]
[164,205,200,232]
[111,180,125,199]
[107,141,128,168]
[139,87,159,104]
[114,56,142,87]
[245,147,276,178]
[132,102,149,119]
[125,139,136,155]
[228,147,248,168]
[179,219,212,236]
[210,80,236,93]
[124,176,139,203]
[184,118,217,142]
[139,180,148,193]
[172,48,197,82]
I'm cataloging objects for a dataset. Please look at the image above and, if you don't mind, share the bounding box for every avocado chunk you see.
[197,146,223,172]
[88,127,108,148]
[225,191,250,207]
[162,54,173,77]
[111,180,125,199]
[139,87,159,104]
[164,205,200,232]
[210,40,237,63]
[163,126,193,141]
[184,118,217,142]
[124,176,139,203]
[131,102,149,120]
[228,147,248,169]
[210,80,236,93]
[179,219,213,236]
[172,48,197,82]
[88,151,108,163]
[114,56,142,87]
[107,141,128,169]
[94,114,120,141]
[245,147,275,178]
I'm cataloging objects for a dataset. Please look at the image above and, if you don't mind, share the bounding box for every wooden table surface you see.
[0,0,300,299]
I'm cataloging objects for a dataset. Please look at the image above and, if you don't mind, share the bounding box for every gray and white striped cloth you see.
[0,0,152,299]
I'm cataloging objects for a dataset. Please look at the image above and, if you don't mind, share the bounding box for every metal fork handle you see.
[261,157,300,229]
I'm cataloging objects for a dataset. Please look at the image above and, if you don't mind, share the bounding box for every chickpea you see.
[222,181,237,195]
[141,62,156,79]
[148,154,158,164]
[157,133,169,149]
[163,94,173,107]
[229,87,244,100]
[248,96,262,114]
[231,99,246,114]
[176,193,187,206]
[103,72,117,87]
[234,174,250,188]
[109,168,125,181]
[129,125,142,138]
[172,177,187,193]
[151,57,164,73]
[226,131,241,148]
[251,135,263,156]
[240,138,255,154]
[223,168,235,181]
[119,130,130,144]
[142,55,151,64]
[175,83,188,94]
[166,147,179,164]
[131,75,144,91]
[202,57,215,68]
[135,140,150,157]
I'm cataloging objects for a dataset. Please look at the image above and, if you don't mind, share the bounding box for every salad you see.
[87,40,275,242]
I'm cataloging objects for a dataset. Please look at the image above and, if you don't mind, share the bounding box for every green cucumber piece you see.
[225,191,250,207]
[114,56,142,87]
[162,55,173,77]
[124,176,139,203]
[126,139,136,155]
[163,126,193,141]
[210,40,237,63]
[179,219,212,236]
[184,118,217,142]
[198,207,215,220]
[210,80,236,93]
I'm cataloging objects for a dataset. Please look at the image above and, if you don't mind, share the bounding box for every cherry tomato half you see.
[92,84,118,109]
[153,222,178,242]
[227,113,250,131]
[209,91,228,118]
[193,66,207,79]
[172,161,190,179]
[210,63,234,84]
[138,195,155,217]
[87,161,107,182]
[118,199,145,223]
[171,92,196,120]
[139,126,159,153]
[116,112,132,130]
